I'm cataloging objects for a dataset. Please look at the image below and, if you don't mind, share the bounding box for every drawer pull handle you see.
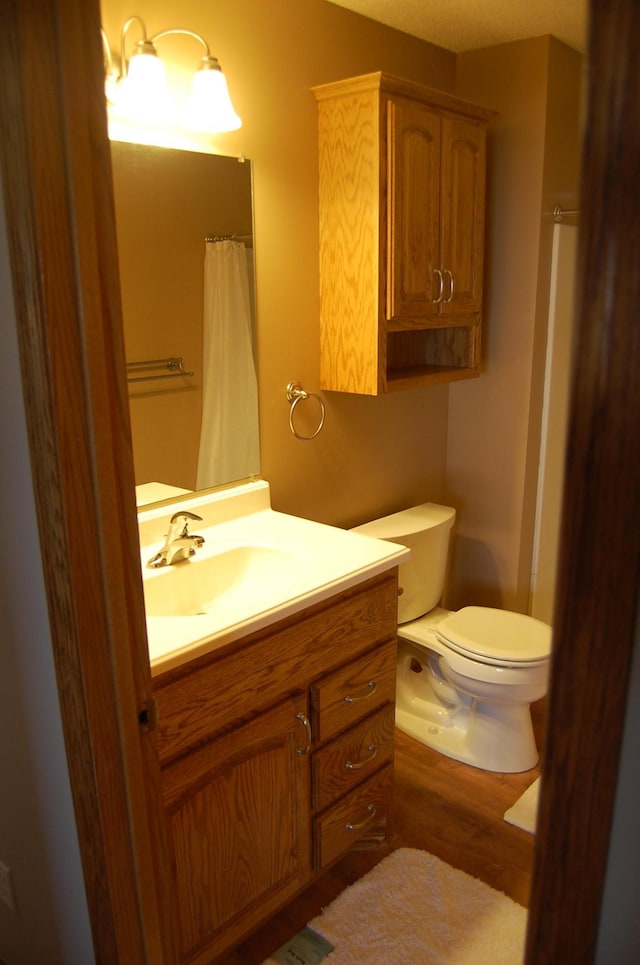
[344,680,377,704]
[345,745,378,771]
[295,712,312,755]
[346,804,377,832]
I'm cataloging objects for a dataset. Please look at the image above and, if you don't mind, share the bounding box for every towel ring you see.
[286,381,326,440]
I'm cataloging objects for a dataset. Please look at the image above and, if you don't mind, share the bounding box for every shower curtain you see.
[530,222,578,623]
[196,240,260,489]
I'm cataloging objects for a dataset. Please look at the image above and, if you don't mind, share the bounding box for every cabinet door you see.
[162,695,311,964]
[439,115,487,317]
[386,95,441,321]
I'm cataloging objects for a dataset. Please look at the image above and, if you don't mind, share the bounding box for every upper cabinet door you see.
[386,96,442,321]
[439,117,487,317]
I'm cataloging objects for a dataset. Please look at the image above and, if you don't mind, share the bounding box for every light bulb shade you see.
[119,43,169,122]
[183,59,242,132]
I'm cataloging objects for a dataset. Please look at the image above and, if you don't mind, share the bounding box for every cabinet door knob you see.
[345,745,378,770]
[444,269,455,303]
[344,680,378,703]
[295,712,312,755]
[432,268,444,303]
[345,804,377,831]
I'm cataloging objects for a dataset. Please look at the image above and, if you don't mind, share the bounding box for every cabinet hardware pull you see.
[432,268,444,303]
[346,804,377,831]
[444,269,455,303]
[295,712,312,755]
[345,745,378,770]
[344,680,378,703]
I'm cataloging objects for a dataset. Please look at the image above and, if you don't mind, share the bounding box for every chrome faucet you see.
[148,510,205,568]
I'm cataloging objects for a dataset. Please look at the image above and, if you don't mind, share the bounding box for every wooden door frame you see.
[0,0,171,961]
[0,0,638,962]
[526,0,640,957]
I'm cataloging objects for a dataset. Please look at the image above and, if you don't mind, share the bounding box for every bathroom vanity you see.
[140,481,406,964]
[313,72,494,394]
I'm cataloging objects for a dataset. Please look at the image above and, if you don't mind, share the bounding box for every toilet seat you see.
[437,606,551,668]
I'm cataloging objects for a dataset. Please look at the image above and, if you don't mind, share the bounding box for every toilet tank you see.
[351,503,456,623]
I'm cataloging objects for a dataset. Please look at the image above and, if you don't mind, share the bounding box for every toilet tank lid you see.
[351,502,456,539]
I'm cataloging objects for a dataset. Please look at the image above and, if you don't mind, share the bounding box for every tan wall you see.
[448,37,582,612]
[101,1,582,607]
[101,0,457,527]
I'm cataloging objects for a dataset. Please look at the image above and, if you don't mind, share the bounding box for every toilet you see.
[351,504,552,773]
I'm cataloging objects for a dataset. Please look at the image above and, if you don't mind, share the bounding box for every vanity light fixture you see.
[101,15,242,133]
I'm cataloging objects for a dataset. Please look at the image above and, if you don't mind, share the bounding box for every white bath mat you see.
[266,848,527,964]
[504,777,541,834]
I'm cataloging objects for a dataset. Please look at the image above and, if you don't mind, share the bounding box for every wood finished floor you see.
[226,699,546,964]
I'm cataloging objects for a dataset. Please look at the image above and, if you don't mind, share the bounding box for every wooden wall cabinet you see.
[152,571,398,964]
[312,72,494,394]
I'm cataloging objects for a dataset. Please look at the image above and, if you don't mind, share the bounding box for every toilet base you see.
[396,698,539,773]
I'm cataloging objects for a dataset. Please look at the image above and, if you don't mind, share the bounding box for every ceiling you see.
[327,0,587,54]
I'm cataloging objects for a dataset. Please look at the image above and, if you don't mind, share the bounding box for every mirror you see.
[110,141,259,505]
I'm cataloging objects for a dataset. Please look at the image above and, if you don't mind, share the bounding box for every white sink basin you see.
[138,479,410,674]
[143,544,300,618]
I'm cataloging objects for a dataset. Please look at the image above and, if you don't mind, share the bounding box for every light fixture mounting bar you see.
[148,28,211,59]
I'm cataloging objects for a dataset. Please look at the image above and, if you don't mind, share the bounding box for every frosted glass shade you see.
[119,48,169,123]
[183,60,242,132]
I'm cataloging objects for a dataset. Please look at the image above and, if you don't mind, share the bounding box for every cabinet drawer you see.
[312,704,395,811]
[313,764,393,870]
[311,641,396,744]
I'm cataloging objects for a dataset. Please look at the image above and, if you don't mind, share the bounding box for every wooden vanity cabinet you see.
[152,571,398,964]
[312,72,494,394]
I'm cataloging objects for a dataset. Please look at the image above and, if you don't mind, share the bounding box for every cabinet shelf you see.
[386,322,480,389]
[387,365,479,391]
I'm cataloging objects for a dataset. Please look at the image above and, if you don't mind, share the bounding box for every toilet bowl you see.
[397,605,550,772]
[351,504,552,773]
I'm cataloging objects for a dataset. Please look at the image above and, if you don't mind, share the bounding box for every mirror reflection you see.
[111,142,259,504]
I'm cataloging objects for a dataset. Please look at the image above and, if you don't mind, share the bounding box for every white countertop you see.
[139,480,408,675]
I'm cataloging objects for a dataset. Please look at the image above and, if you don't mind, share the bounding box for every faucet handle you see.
[148,509,205,568]
[169,509,203,538]
[170,510,203,524]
